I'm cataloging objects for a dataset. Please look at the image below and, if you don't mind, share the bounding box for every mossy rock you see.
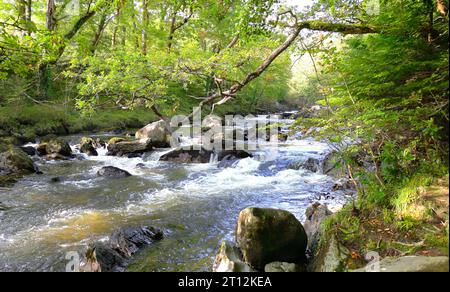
[0,147,36,175]
[107,137,128,145]
[45,138,72,157]
[80,137,98,156]
[236,207,308,270]
[308,234,349,272]
[80,137,95,146]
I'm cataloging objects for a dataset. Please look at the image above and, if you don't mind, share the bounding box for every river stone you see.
[97,166,132,178]
[212,240,254,272]
[236,207,308,270]
[80,137,98,156]
[352,256,449,272]
[107,139,152,156]
[41,138,72,157]
[288,157,320,172]
[135,120,171,148]
[82,226,163,272]
[322,151,347,178]
[217,150,252,161]
[19,146,37,156]
[332,178,355,191]
[159,147,213,164]
[0,147,37,174]
[304,203,332,251]
[218,155,240,168]
[264,262,303,272]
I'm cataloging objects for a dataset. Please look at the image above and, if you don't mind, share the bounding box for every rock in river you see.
[107,139,152,157]
[236,207,308,270]
[217,150,253,168]
[37,138,72,157]
[213,240,254,272]
[97,166,132,178]
[0,147,37,175]
[81,226,163,272]
[135,120,171,148]
[159,147,213,164]
[19,146,37,156]
[79,137,98,156]
[288,157,320,173]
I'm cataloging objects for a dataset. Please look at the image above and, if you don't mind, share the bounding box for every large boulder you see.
[303,203,332,251]
[135,120,171,148]
[107,139,152,157]
[38,138,72,157]
[0,147,37,174]
[236,207,308,270]
[159,147,213,164]
[212,240,254,272]
[80,137,98,156]
[97,166,132,178]
[81,226,163,272]
[352,256,449,272]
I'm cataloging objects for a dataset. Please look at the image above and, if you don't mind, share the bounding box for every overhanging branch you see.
[190,20,378,117]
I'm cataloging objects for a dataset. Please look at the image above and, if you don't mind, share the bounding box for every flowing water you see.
[0,117,351,272]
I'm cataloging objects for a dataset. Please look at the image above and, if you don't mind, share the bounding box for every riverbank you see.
[0,104,160,146]
[304,151,449,271]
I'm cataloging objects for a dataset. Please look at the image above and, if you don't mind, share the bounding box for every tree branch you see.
[189,21,377,118]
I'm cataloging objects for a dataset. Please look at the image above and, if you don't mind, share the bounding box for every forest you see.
[0,0,448,273]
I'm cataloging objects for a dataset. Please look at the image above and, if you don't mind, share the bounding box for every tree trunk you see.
[167,15,177,52]
[26,0,32,35]
[46,0,56,31]
[112,5,122,47]
[142,0,149,55]
[91,14,108,54]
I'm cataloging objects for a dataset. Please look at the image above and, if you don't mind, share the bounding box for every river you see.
[0,116,351,272]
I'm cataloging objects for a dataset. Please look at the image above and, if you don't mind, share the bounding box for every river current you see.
[0,117,350,271]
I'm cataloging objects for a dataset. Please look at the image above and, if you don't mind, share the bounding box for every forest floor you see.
[331,175,449,270]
